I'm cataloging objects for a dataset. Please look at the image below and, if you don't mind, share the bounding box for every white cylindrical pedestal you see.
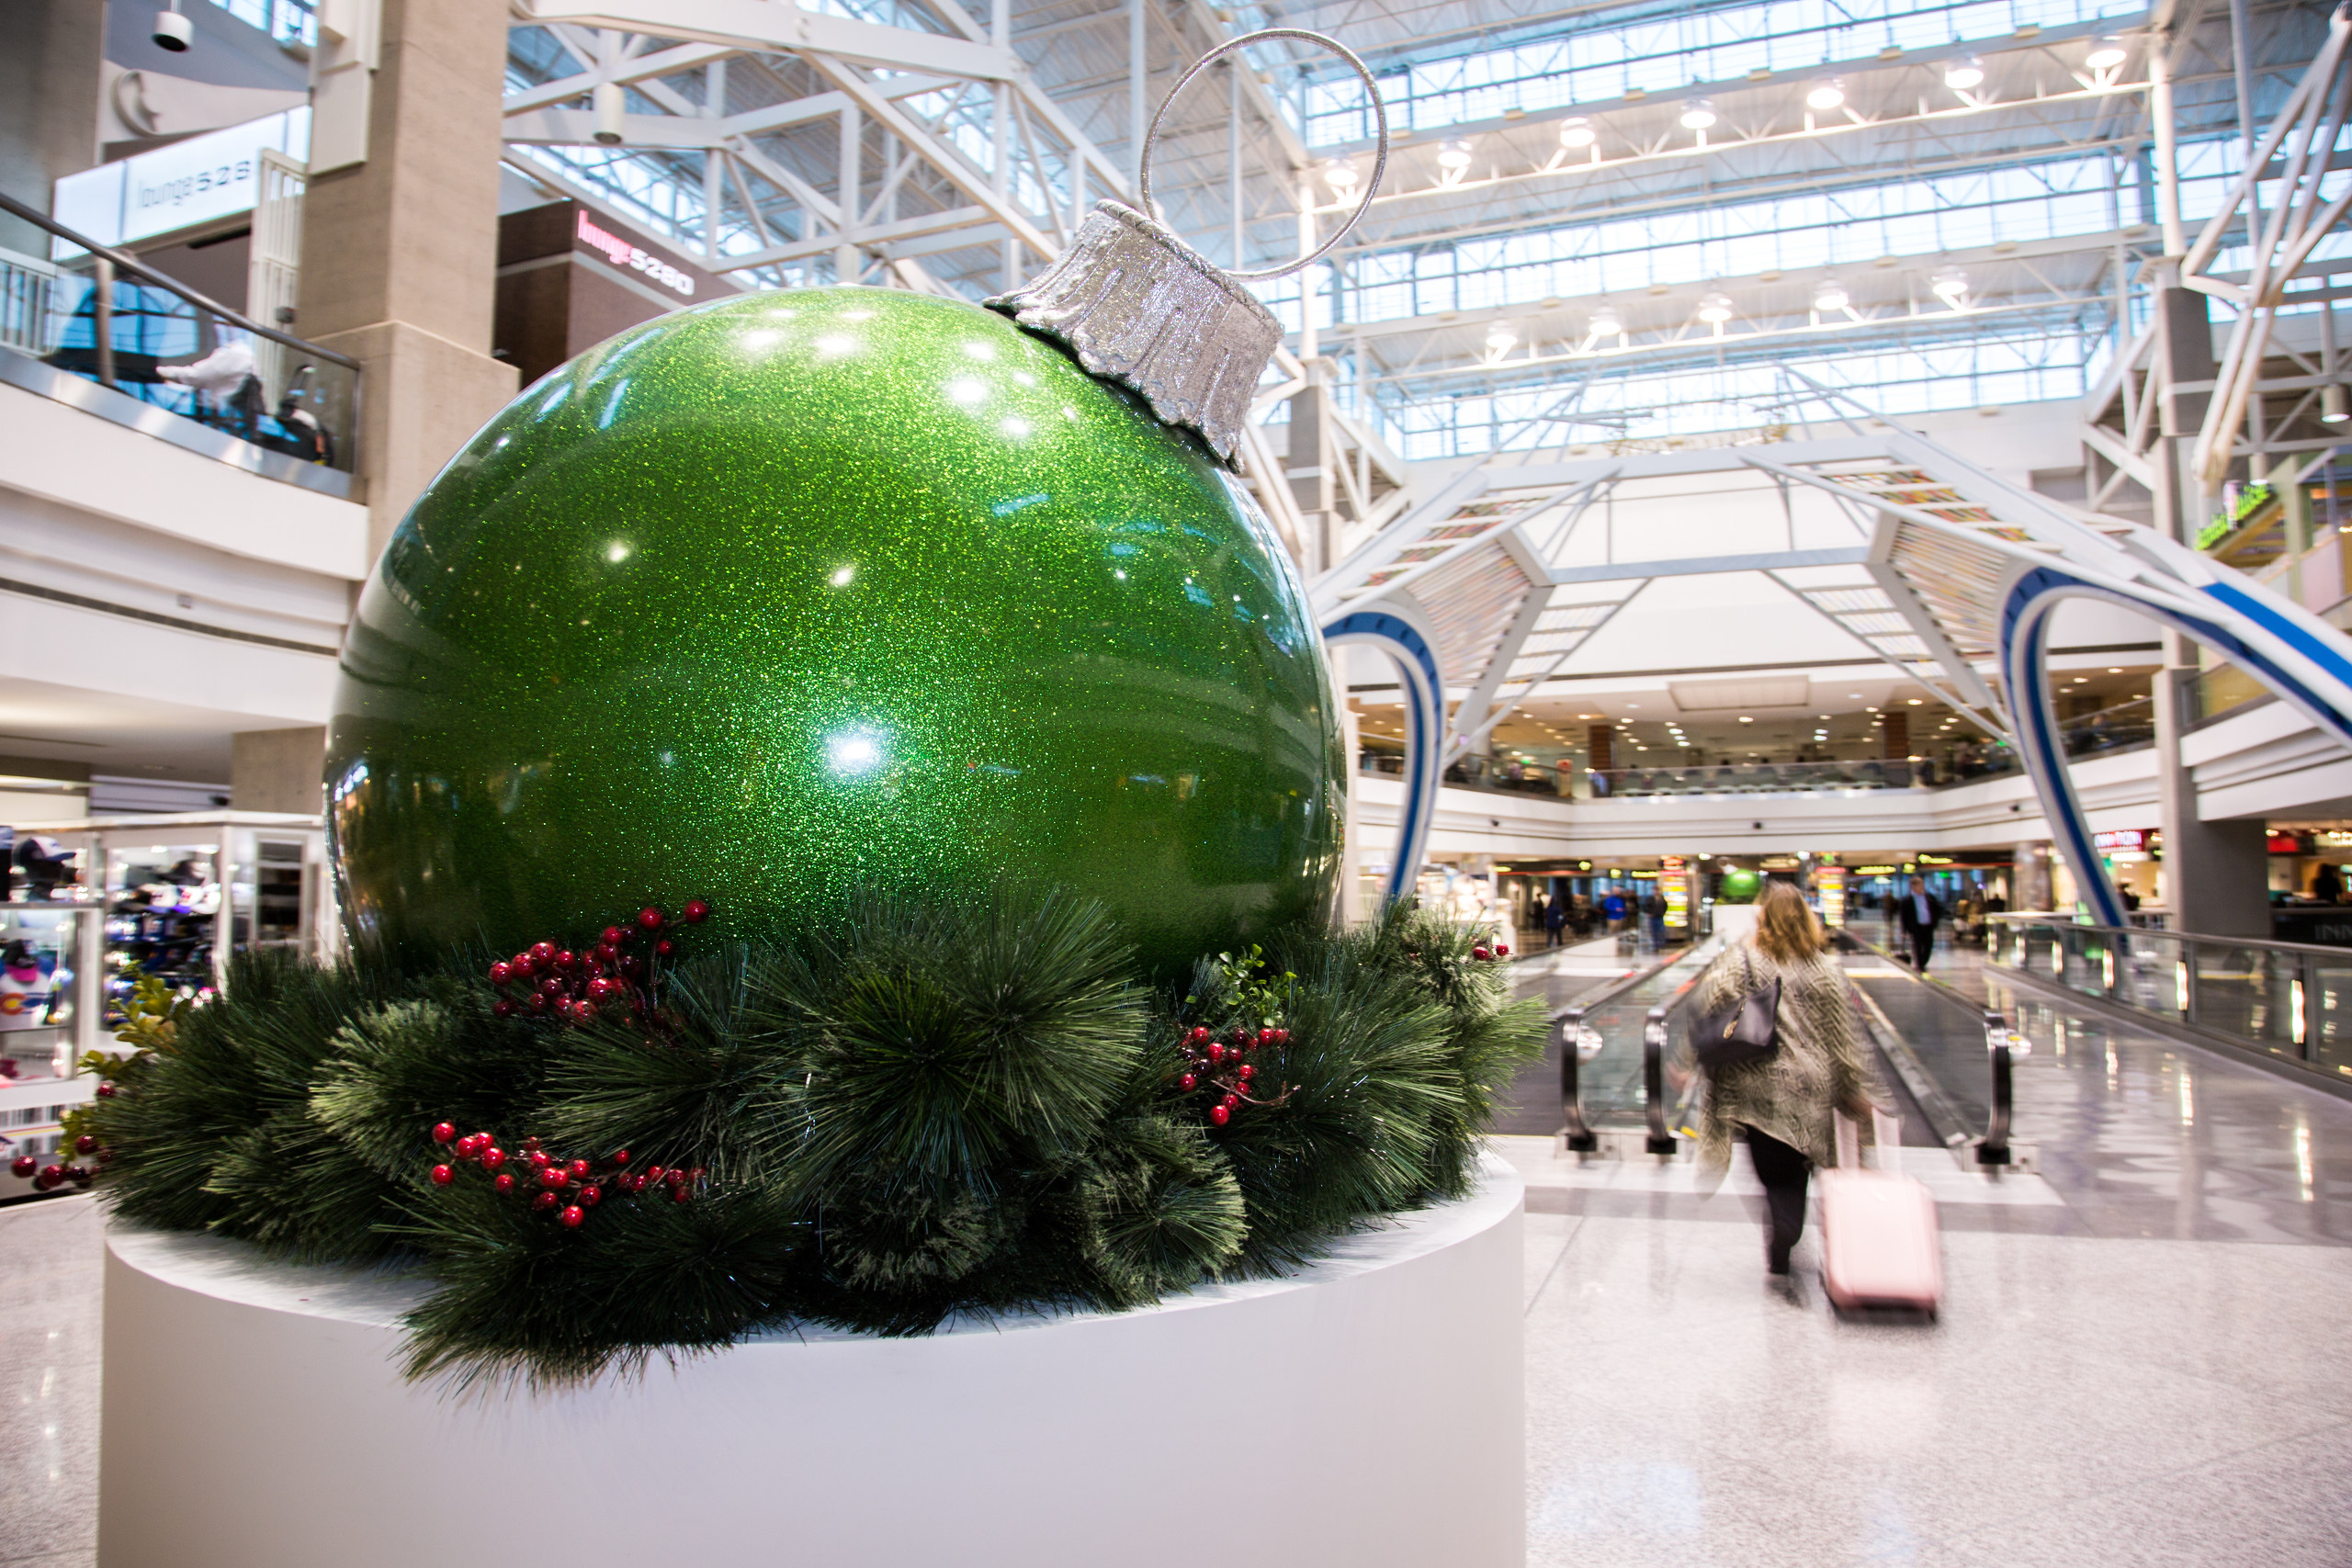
[99,1157,1524,1568]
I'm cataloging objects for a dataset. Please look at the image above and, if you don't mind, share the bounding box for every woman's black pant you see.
[1744,1126,1811,1274]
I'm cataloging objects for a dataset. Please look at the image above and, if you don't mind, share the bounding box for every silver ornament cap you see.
[987,27,1387,468]
[989,201,1278,465]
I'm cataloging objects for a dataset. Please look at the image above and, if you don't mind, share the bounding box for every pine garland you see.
[70,891,1542,1390]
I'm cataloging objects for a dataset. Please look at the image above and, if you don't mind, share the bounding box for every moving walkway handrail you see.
[1979,1010,2014,1168]
[1640,1007,1677,1155]
[1555,1005,1597,1153]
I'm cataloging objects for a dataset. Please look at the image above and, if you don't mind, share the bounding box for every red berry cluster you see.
[486,899,710,1029]
[11,1151,94,1190]
[1470,939,1511,962]
[426,1120,702,1230]
[1172,1022,1293,1127]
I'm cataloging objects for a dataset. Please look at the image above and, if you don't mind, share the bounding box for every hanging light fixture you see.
[1814,278,1849,312]
[1805,79,1846,110]
[1589,304,1624,338]
[2085,35,2129,70]
[1942,56,1985,90]
[1698,290,1735,322]
[1437,139,1476,172]
[1679,98,1718,130]
[1485,323,1520,354]
[1557,116,1596,149]
[1323,157,1361,195]
[2324,384,2349,423]
[1931,266,1970,302]
[593,81,627,145]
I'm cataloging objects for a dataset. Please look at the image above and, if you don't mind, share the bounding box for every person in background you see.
[1690,880,1879,1291]
[1600,886,1630,934]
[1544,893,1569,949]
[1641,886,1667,950]
[1528,891,1549,944]
[2315,864,2344,906]
[1896,874,1944,972]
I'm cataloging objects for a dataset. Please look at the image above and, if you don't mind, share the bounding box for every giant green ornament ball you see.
[324,287,1345,972]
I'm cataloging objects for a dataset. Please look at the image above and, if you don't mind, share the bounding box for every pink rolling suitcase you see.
[1818,1111,1942,1318]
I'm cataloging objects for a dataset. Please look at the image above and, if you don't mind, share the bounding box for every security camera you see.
[153,7,193,50]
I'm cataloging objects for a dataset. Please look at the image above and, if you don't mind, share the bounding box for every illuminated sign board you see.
[52,107,311,251]
[1816,865,1848,927]
[576,209,695,297]
[2094,829,2148,852]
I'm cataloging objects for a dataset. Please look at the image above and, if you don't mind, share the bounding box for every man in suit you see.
[1897,874,1945,972]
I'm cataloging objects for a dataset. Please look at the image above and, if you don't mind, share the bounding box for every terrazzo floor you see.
[6,946,2351,1566]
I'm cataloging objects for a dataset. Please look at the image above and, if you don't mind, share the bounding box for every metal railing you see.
[2178,665,2274,730]
[1989,913,2352,1085]
[0,190,358,479]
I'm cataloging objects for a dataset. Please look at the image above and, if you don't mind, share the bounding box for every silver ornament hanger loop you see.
[1136,28,1389,283]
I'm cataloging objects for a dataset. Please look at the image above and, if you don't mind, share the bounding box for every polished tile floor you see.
[6,947,2350,1567]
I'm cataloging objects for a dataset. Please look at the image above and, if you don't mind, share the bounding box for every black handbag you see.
[1692,951,1781,1072]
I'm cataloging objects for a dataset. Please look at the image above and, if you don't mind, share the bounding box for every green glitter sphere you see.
[325,287,1343,972]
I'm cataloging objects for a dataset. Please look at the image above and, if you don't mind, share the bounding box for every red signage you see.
[2094,829,2146,852]
[576,209,695,298]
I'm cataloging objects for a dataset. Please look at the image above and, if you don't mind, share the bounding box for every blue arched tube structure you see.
[2000,559,2352,927]
[1323,606,1448,906]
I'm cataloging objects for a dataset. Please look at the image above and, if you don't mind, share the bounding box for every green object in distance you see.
[325,288,1343,975]
[1717,866,1762,904]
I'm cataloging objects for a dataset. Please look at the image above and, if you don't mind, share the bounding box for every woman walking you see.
[1690,881,1879,1292]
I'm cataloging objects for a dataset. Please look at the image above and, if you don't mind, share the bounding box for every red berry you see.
[602,925,628,947]
[639,907,665,931]
[96,1082,116,1098]
[1472,946,1491,961]
[37,1165,63,1189]
[1188,1026,1211,1044]
[613,1149,632,1165]
[528,1149,550,1168]
[588,977,616,1000]
[538,1167,568,1190]
[481,1146,505,1168]
[671,1184,691,1203]
[1275,1029,1290,1044]
[1209,1104,1231,1126]
[96,1148,113,1165]
[654,938,675,957]
[646,1165,667,1181]
[529,942,555,964]
[558,950,580,972]
[432,1122,457,1144]
[493,1172,516,1193]
[566,1159,590,1180]
[74,1134,96,1155]
[1222,1092,1240,1110]
[689,1167,707,1181]
[526,992,550,1013]
[573,1001,598,1022]
[430,1164,455,1185]
[683,899,711,923]
[489,961,512,985]
[493,999,515,1019]
[578,1184,602,1207]
[532,1191,560,1211]
[9,1156,34,1179]
[620,954,647,980]
[1179,1072,1198,1090]
[560,1204,585,1228]
[1207,1043,1226,1063]
[1238,1064,1254,1081]
[1496,943,1510,956]
[71,1168,93,1190]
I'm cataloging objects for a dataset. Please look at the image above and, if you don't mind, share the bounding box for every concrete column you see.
[1587,724,1614,773]
[0,0,102,254]
[232,728,329,814]
[1881,710,1908,760]
[2013,841,2052,913]
[2143,283,2271,936]
[297,0,518,555]
[1287,382,1335,576]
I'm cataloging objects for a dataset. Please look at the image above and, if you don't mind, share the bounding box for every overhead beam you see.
[514,0,1021,81]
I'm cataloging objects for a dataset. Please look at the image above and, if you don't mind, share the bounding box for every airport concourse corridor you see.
[1499,944,2352,1568]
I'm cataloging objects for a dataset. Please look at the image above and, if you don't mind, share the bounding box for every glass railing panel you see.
[0,193,358,479]
[2307,950,2352,1080]
[2111,930,2187,1016]
[2180,665,2271,727]
[2189,942,2291,1054]
[2057,696,2155,759]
